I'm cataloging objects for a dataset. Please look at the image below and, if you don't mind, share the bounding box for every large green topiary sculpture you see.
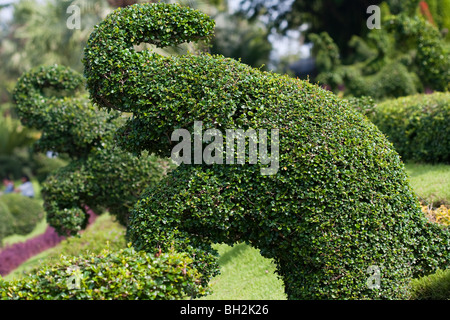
[13,65,169,236]
[83,3,450,299]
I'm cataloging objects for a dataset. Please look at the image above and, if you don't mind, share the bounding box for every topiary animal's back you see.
[83,3,450,299]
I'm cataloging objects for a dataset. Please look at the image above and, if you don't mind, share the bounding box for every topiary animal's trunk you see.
[83,3,215,115]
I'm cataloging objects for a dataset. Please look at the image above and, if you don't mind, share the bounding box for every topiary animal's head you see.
[83,3,450,300]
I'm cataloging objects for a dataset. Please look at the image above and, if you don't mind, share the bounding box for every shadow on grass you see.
[216,242,252,266]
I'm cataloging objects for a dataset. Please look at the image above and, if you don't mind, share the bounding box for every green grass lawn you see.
[199,243,286,300]
[2,163,449,299]
[405,163,450,206]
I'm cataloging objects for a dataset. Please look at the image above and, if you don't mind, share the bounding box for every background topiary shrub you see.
[0,201,14,245]
[0,193,43,236]
[12,65,169,236]
[357,92,450,164]
[31,153,69,184]
[0,245,207,300]
[83,3,450,299]
[312,7,450,100]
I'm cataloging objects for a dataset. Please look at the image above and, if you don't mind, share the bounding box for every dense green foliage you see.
[0,245,207,300]
[83,3,450,299]
[409,268,450,300]
[12,65,168,236]
[0,193,44,237]
[353,92,450,163]
[0,201,14,245]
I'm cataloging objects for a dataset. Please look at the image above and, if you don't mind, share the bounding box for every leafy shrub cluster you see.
[357,92,450,164]
[0,245,207,300]
[83,3,450,299]
[12,65,169,236]
[384,13,450,92]
[0,194,44,243]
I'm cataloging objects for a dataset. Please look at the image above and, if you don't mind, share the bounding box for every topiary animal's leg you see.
[42,161,91,236]
[126,164,231,288]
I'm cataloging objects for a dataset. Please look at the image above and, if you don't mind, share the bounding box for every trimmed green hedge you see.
[409,268,450,300]
[358,92,450,163]
[83,3,450,299]
[0,193,44,236]
[0,201,14,245]
[0,245,207,300]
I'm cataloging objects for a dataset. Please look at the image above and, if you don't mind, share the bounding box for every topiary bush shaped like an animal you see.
[83,3,450,299]
[13,65,167,236]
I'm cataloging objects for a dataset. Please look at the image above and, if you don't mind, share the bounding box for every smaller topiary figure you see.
[13,65,168,236]
[0,194,44,237]
[311,8,449,100]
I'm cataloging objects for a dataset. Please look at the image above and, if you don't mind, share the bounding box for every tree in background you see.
[210,10,272,69]
[0,0,112,105]
[310,1,449,99]
[238,0,383,62]
[239,0,449,100]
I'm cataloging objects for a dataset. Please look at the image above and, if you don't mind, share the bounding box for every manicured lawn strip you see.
[199,243,287,300]
[405,163,450,206]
